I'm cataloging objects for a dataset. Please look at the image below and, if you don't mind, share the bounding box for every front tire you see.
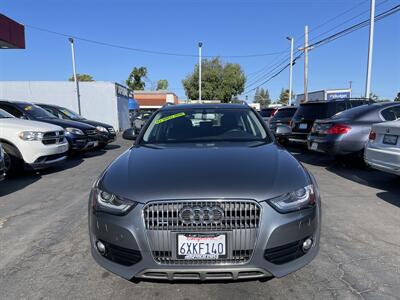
[2,144,24,177]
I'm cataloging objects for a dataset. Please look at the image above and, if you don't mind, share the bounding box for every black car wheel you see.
[2,144,24,177]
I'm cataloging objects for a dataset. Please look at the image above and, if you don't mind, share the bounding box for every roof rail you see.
[236,100,250,107]
[161,102,175,108]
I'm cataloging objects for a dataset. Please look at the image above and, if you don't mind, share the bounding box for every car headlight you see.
[92,188,138,215]
[65,127,84,135]
[18,131,44,141]
[96,126,108,133]
[267,184,316,213]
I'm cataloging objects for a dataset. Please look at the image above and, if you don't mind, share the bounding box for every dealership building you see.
[0,81,135,131]
[295,88,352,106]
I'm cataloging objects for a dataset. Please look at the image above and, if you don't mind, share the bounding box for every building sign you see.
[327,91,351,100]
[0,14,25,49]
[115,83,133,98]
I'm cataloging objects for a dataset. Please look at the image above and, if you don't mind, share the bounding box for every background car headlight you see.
[65,127,84,135]
[18,131,44,141]
[96,126,108,133]
[92,188,138,215]
[268,184,316,213]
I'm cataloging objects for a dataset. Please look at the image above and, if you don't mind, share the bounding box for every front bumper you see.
[89,198,321,281]
[67,136,98,151]
[28,153,67,170]
[19,140,69,164]
[365,146,400,176]
[98,132,116,145]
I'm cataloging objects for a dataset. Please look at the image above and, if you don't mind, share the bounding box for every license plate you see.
[383,134,398,145]
[299,123,308,130]
[311,142,318,150]
[177,234,226,260]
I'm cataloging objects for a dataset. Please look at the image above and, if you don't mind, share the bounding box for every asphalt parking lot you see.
[0,138,399,300]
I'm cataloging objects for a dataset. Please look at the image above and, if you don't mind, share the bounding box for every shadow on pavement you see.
[288,145,400,209]
[104,144,121,150]
[0,156,84,197]
[0,174,41,197]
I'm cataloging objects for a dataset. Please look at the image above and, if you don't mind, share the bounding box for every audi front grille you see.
[143,200,261,265]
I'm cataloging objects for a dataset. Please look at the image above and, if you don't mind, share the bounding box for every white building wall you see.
[0,81,130,131]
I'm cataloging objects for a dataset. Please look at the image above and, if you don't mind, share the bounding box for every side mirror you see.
[19,115,28,120]
[275,124,292,136]
[122,128,137,141]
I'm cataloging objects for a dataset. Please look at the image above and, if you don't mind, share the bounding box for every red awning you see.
[0,14,25,49]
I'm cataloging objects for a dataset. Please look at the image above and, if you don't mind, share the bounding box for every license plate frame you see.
[383,134,398,145]
[299,123,308,130]
[311,142,318,150]
[177,233,227,260]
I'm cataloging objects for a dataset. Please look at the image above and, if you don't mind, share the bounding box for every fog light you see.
[302,238,313,252]
[96,240,106,255]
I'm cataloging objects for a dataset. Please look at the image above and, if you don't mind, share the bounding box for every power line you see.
[242,3,400,96]
[24,24,286,58]
[245,0,373,82]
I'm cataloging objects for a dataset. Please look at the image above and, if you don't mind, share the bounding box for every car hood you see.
[100,142,310,203]
[34,118,96,130]
[0,118,64,132]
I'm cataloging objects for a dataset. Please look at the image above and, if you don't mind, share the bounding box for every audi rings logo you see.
[179,206,224,225]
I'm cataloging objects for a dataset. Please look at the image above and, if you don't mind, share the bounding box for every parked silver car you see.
[365,119,400,176]
[89,104,321,281]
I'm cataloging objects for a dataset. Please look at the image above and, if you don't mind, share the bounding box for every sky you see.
[1,0,399,101]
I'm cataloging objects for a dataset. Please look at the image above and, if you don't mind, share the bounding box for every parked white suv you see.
[0,109,69,175]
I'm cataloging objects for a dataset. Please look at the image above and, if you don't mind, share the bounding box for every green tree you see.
[278,88,290,105]
[182,58,245,102]
[126,67,147,90]
[156,79,169,90]
[253,88,271,106]
[68,74,94,81]
[394,92,400,101]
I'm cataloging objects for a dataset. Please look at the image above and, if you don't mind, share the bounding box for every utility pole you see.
[304,25,309,103]
[365,0,375,99]
[287,37,294,106]
[68,37,81,115]
[349,81,353,97]
[198,42,203,103]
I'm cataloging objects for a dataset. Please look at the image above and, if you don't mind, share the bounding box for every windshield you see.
[0,109,15,119]
[330,104,373,120]
[293,103,332,120]
[141,108,269,144]
[259,109,276,117]
[59,107,84,120]
[271,108,297,120]
[16,103,57,119]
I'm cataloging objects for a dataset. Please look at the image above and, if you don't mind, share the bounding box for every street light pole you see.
[304,25,309,103]
[365,0,375,99]
[287,37,294,106]
[68,37,81,115]
[198,42,203,103]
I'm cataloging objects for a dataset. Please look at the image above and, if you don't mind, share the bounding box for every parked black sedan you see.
[308,102,400,159]
[0,100,99,152]
[37,104,116,148]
